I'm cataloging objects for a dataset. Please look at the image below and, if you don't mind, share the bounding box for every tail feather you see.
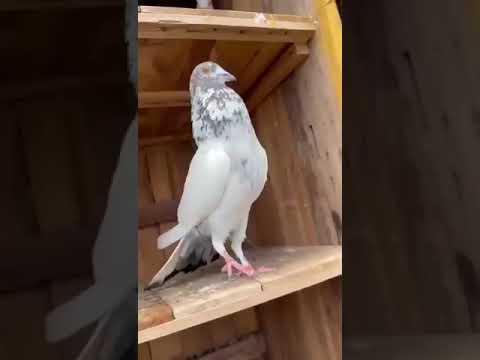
[157,224,189,249]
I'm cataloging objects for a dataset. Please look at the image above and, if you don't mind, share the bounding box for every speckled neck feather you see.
[190,83,253,145]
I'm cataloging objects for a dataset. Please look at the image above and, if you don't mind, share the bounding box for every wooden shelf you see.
[138,6,315,138]
[138,245,341,344]
[138,6,316,43]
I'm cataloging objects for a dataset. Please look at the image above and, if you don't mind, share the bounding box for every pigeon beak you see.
[221,71,236,83]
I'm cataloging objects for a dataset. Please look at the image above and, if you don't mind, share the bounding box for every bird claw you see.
[221,260,274,278]
[221,258,243,277]
[256,266,274,273]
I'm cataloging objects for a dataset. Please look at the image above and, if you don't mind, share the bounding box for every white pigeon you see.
[150,61,269,287]
[197,0,214,9]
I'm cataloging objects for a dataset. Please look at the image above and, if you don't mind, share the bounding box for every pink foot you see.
[238,264,255,277]
[221,258,243,277]
[257,266,274,273]
[232,263,275,277]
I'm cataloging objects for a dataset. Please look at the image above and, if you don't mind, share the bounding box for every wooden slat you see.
[139,6,316,43]
[138,245,341,343]
[140,134,192,148]
[139,200,179,228]
[212,41,287,95]
[138,343,152,360]
[246,43,310,111]
[138,298,174,331]
[198,333,266,360]
[139,38,216,92]
[138,42,306,112]
[139,91,190,108]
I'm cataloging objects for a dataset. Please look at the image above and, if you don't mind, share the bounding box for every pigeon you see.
[149,61,270,287]
[197,0,214,8]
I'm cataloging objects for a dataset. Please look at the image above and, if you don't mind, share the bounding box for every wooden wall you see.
[216,1,343,359]
[344,0,480,334]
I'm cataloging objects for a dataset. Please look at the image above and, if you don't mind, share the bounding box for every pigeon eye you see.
[202,67,210,75]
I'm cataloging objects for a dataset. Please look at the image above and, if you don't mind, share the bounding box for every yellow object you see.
[315,0,342,110]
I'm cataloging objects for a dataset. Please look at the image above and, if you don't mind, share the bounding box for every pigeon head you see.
[190,62,236,90]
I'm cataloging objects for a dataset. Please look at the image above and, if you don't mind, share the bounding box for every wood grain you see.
[139,91,191,108]
[246,43,310,111]
[139,298,174,331]
[139,201,179,228]
[198,333,266,360]
[139,6,316,43]
[138,246,341,343]
[224,1,342,360]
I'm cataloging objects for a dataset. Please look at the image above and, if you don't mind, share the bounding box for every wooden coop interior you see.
[138,2,342,360]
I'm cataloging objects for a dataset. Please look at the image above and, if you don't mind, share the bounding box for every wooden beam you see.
[139,134,192,148]
[198,333,266,360]
[139,200,179,228]
[138,245,341,342]
[138,6,316,43]
[138,298,174,331]
[246,43,310,112]
[139,91,190,109]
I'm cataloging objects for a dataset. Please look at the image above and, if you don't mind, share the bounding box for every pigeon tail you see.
[157,224,189,249]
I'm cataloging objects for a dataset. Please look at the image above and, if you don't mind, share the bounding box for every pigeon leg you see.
[211,233,242,277]
[231,216,274,277]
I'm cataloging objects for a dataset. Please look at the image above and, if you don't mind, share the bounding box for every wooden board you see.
[218,2,343,360]
[139,6,316,43]
[198,333,266,360]
[138,245,341,343]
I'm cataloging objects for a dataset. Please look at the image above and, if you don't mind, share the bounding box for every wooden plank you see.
[138,343,152,360]
[138,149,166,286]
[198,333,266,360]
[138,6,316,43]
[138,43,308,112]
[140,134,192,148]
[138,298,174,331]
[139,39,215,92]
[233,309,259,339]
[139,91,190,108]
[138,245,341,343]
[246,43,310,111]
[212,41,287,95]
[149,334,183,360]
[139,200,178,228]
